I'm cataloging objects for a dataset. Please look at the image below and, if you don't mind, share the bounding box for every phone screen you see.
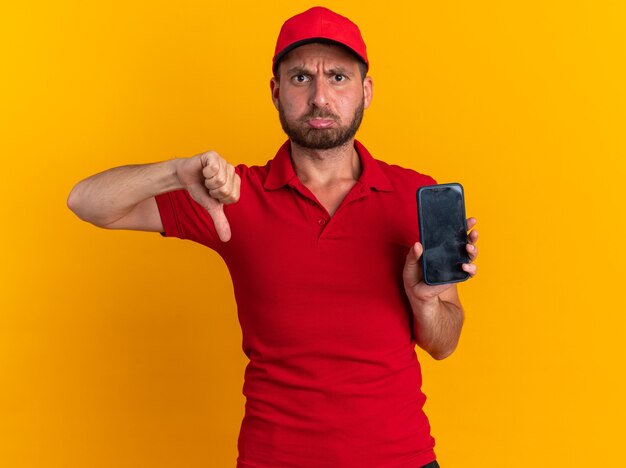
[417,183,470,285]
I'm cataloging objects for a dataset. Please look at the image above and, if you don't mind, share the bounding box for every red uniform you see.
[155,140,438,467]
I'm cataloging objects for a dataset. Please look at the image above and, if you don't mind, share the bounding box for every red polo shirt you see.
[155,140,438,467]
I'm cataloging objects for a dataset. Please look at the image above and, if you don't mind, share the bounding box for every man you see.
[68,7,478,468]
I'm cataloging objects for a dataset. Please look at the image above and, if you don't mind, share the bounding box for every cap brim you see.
[272,38,368,75]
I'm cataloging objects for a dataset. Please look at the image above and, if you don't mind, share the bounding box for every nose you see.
[309,78,330,107]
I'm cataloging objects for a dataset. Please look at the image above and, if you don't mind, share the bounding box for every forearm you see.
[411,296,464,360]
[67,159,182,227]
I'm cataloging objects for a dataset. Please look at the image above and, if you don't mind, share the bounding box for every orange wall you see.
[1,1,625,466]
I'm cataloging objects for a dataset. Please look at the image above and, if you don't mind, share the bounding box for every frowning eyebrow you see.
[327,66,354,77]
[284,66,310,76]
[284,65,355,77]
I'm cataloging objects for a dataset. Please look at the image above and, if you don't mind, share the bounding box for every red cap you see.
[272,7,369,75]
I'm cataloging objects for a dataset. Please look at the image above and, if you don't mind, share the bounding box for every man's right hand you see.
[176,150,241,242]
[68,149,240,242]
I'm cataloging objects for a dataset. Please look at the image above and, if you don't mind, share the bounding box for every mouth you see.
[306,118,336,129]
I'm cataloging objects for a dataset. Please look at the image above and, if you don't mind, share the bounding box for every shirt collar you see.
[263,139,394,192]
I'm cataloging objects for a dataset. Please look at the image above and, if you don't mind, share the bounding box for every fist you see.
[176,150,241,242]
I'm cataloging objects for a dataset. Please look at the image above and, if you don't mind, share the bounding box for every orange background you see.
[1,1,625,466]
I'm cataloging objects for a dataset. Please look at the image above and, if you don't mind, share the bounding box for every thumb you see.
[206,203,232,242]
[403,242,423,287]
[187,185,233,242]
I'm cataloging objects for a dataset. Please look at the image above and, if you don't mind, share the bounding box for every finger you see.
[187,184,217,212]
[230,171,241,203]
[403,242,423,287]
[206,203,232,242]
[466,217,477,230]
[468,229,479,244]
[466,243,478,261]
[187,184,233,242]
[208,167,240,204]
[462,262,477,277]
[204,160,228,191]
[407,242,422,263]
[200,151,221,178]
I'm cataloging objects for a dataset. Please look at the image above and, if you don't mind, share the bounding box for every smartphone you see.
[417,183,470,285]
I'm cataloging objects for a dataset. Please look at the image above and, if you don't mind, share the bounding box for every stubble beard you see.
[278,99,365,150]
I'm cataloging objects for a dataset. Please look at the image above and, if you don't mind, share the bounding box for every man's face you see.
[270,43,373,150]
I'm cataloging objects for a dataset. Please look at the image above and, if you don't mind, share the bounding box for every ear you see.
[363,76,373,110]
[270,77,280,110]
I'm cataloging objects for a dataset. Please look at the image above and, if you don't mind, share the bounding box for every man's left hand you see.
[403,217,479,304]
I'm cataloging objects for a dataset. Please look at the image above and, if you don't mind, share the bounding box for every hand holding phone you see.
[417,183,471,285]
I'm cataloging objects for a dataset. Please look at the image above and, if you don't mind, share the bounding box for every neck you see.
[290,139,362,186]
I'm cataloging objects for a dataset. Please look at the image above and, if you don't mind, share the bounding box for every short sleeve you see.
[154,189,221,249]
[421,175,437,187]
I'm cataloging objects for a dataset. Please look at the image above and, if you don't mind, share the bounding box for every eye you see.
[292,74,309,83]
[333,74,347,82]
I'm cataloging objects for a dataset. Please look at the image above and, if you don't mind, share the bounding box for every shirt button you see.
[318,218,327,226]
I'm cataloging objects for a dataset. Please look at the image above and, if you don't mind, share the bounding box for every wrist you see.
[160,158,186,193]
[409,294,440,318]
[405,286,439,307]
